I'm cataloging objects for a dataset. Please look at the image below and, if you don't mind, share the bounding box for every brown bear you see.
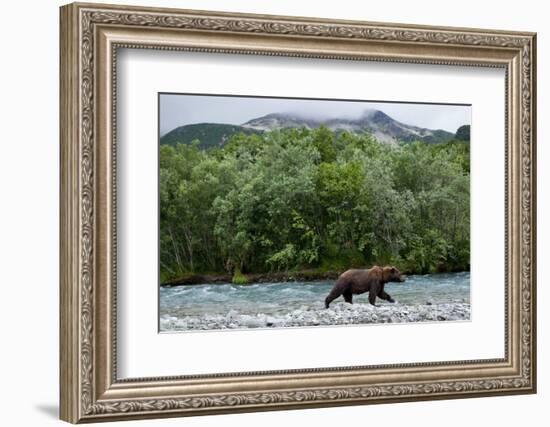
[324,266,405,308]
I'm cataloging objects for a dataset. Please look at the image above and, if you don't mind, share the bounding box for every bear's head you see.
[383,266,406,283]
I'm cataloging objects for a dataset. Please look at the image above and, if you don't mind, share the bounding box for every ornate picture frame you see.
[60,2,536,423]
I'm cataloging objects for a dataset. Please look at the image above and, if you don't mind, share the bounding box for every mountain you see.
[242,110,456,145]
[160,123,261,149]
[160,109,464,148]
[240,112,323,131]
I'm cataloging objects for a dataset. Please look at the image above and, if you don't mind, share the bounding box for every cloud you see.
[160,93,471,136]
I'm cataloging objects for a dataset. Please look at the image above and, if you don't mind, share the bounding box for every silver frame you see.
[60,2,537,423]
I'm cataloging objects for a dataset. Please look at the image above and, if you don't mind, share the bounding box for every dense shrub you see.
[160,127,470,282]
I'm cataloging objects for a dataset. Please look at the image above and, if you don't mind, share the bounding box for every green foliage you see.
[159,128,470,281]
[312,125,337,162]
[160,123,261,149]
[455,124,471,142]
[231,269,249,285]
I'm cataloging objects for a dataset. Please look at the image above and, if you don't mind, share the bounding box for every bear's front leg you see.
[368,290,378,306]
[379,290,395,303]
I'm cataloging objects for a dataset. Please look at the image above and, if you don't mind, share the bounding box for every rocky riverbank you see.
[160,301,470,331]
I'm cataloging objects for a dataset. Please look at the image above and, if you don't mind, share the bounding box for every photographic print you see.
[158,94,471,332]
[60,5,536,420]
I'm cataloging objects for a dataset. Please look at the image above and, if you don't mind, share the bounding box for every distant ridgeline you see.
[160,110,471,149]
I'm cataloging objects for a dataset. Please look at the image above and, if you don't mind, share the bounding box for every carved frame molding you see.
[60,2,536,423]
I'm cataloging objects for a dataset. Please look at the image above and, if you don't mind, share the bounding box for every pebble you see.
[160,303,471,331]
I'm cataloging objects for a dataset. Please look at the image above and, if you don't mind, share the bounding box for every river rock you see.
[160,302,471,331]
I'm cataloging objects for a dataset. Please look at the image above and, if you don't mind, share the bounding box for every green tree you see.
[455,124,470,142]
[159,127,470,281]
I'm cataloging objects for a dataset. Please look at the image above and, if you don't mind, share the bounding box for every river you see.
[160,271,470,332]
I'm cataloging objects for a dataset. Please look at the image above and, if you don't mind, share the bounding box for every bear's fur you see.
[324,266,405,308]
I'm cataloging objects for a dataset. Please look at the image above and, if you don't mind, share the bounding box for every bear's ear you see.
[391,267,396,273]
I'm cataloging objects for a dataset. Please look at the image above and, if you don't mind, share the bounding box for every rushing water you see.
[160,271,470,331]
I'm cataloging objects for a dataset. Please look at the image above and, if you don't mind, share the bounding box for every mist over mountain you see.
[160,109,468,149]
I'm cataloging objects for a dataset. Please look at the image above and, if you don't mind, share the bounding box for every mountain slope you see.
[160,123,261,149]
[161,109,466,148]
[242,109,456,145]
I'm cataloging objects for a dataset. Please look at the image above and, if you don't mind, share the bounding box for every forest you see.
[159,126,470,284]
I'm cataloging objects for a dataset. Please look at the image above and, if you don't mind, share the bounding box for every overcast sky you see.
[159,93,471,136]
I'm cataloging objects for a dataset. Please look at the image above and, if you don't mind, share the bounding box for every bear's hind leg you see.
[343,289,353,304]
[325,281,347,308]
[368,290,378,306]
[325,287,341,308]
[325,293,338,308]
